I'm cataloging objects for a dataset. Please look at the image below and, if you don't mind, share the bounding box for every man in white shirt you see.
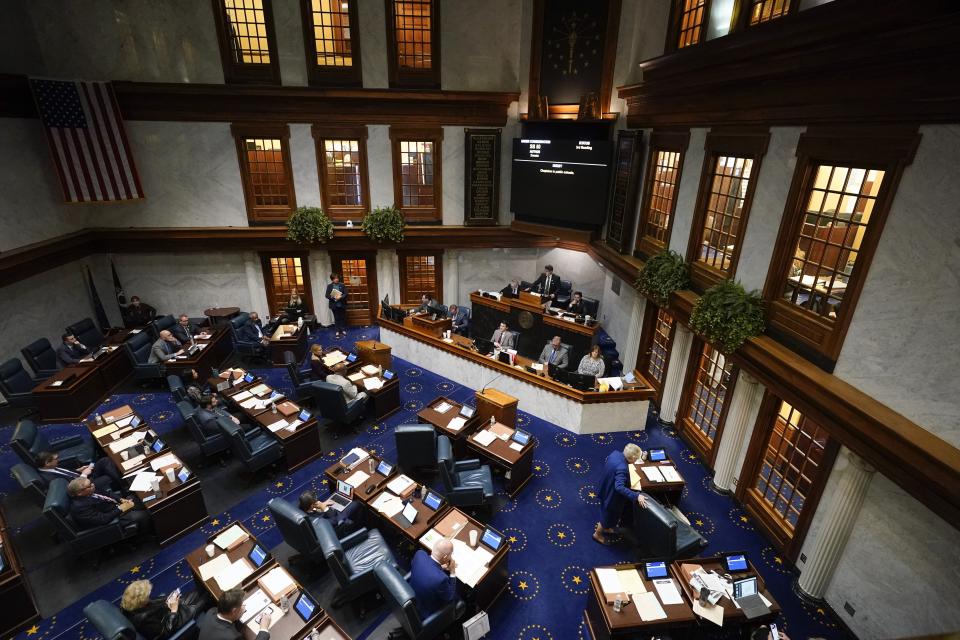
[326,373,368,404]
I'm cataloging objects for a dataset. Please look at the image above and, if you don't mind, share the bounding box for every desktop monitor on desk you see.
[566,372,596,391]
[427,304,447,320]
[473,338,495,356]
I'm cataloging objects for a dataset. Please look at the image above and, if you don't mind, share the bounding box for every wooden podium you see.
[475,388,518,429]
[356,340,392,370]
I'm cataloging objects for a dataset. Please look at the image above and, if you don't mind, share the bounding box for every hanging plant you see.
[634,249,690,305]
[362,205,405,243]
[286,206,334,245]
[690,279,766,354]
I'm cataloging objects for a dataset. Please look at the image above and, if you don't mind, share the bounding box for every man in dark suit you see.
[408,540,458,618]
[149,330,184,364]
[123,296,157,328]
[413,293,440,315]
[56,333,90,366]
[298,489,362,537]
[237,313,270,356]
[594,444,648,545]
[567,291,587,315]
[500,279,521,298]
[197,589,270,640]
[170,314,199,345]
[195,395,246,437]
[526,264,560,303]
[66,477,150,533]
[38,450,122,493]
[448,304,469,335]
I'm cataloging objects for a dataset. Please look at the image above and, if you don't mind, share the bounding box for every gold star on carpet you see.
[562,437,569,442]
[740,516,748,522]
[262,515,270,522]
[572,575,582,584]
[509,535,518,543]
[534,466,542,471]
[322,478,329,485]
[545,495,553,502]
[695,519,703,526]
[211,518,220,526]
[275,481,284,488]
[130,566,140,574]
[26,625,39,635]
[518,580,528,590]
[774,556,783,564]
[817,607,825,615]
[557,532,566,539]
[574,463,581,468]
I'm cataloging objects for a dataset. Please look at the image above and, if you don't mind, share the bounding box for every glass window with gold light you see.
[677,0,709,48]
[696,155,753,274]
[683,343,735,448]
[749,0,793,25]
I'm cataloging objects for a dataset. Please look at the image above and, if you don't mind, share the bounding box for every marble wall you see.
[441,0,523,92]
[667,128,708,258]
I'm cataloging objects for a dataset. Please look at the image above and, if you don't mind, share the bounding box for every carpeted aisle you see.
[0,325,851,639]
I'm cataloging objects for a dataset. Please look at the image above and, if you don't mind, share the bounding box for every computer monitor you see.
[497,351,512,365]
[298,409,311,422]
[733,576,758,599]
[243,373,255,383]
[511,430,531,446]
[427,304,447,319]
[383,369,395,380]
[422,491,443,511]
[247,543,268,568]
[480,528,503,551]
[376,460,394,476]
[474,338,495,356]
[346,352,358,363]
[567,372,596,391]
[177,467,191,483]
[648,448,667,462]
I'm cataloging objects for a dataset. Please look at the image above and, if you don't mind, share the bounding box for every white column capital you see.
[842,448,876,474]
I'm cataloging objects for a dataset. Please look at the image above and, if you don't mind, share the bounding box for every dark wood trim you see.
[730,0,798,33]
[676,338,739,469]
[621,0,960,128]
[761,125,921,365]
[259,252,315,316]
[604,129,644,254]
[384,0,441,89]
[231,122,297,224]
[311,124,371,221]
[300,0,363,87]
[211,0,282,85]
[634,128,691,260]
[685,127,770,291]
[0,230,97,285]
[598,0,623,115]
[527,0,546,109]
[397,249,444,305]
[389,125,443,223]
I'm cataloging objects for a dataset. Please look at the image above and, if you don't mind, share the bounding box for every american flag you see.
[29,78,144,203]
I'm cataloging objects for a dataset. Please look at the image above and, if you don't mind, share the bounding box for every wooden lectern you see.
[474,388,518,429]
[356,340,392,370]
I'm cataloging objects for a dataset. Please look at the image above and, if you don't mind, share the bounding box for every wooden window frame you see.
[384,0,441,89]
[635,129,691,259]
[730,0,798,32]
[312,125,371,222]
[329,251,380,325]
[231,123,297,225]
[389,126,443,223]
[762,126,920,368]
[737,390,839,559]
[685,128,770,291]
[259,253,315,317]
[637,304,677,406]
[300,0,363,87]
[398,250,444,305]
[677,337,738,468]
[212,0,282,85]
[666,0,713,52]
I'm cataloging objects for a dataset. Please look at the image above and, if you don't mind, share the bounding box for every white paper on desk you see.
[196,343,207,350]
[628,465,643,490]
[634,591,668,621]
[661,465,682,482]
[345,469,370,487]
[285,420,302,431]
[198,553,232,581]
[348,372,366,382]
[213,524,248,549]
[92,424,118,438]
[641,466,665,482]
[617,568,646,594]
[259,566,295,598]
[451,540,489,588]
[595,568,624,596]
[240,398,260,410]
[447,416,466,432]
[267,419,288,432]
[509,441,524,451]
[128,471,159,492]
[322,352,346,366]
[240,589,272,624]
[115,415,134,429]
[693,599,724,626]
[598,376,624,391]
[361,364,379,376]
[433,401,453,414]
[120,455,145,471]
[214,559,254,592]
[386,475,415,495]
[249,384,270,396]
[130,329,141,334]
[232,391,253,402]
[150,453,178,471]
[363,377,383,391]
[653,578,684,605]
[420,529,442,550]
[473,430,496,447]
[372,492,404,517]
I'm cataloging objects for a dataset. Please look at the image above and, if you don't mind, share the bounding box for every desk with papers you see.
[629,452,686,505]
[670,556,780,628]
[346,363,401,420]
[417,396,483,454]
[268,323,308,366]
[585,563,694,639]
[323,448,397,504]
[369,477,448,543]
[466,420,535,497]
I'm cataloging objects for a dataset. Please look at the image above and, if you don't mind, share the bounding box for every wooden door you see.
[260,254,314,317]
[329,252,379,325]
[636,304,677,405]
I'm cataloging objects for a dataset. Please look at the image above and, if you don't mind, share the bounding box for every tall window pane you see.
[685,344,734,445]
[750,0,792,25]
[678,0,708,48]
[309,0,353,66]
[246,138,289,207]
[323,139,362,207]
[645,150,682,244]
[393,0,433,69]
[268,257,304,313]
[400,140,434,207]
[224,0,271,64]
[697,155,754,272]
[648,309,675,384]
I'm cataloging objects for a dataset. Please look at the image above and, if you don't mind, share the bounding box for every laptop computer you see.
[732,576,770,619]
[328,480,353,512]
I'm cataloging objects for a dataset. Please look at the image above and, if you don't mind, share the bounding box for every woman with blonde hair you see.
[120,579,203,640]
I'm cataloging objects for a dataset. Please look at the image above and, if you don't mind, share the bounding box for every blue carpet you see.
[1,325,851,639]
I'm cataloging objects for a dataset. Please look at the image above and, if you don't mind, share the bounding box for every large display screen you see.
[510,138,612,228]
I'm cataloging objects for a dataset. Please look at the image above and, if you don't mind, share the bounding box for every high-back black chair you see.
[374,562,465,640]
[180,400,229,462]
[66,318,104,350]
[582,296,600,318]
[43,478,139,564]
[21,338,59,378]
[11,418,94,468]
[314,516,398,609]
[268,498,327,564]
[149,314,177,340]
[0,358,40,409]
[630,497,707,560]
[229,312,264,361]
[313,380,367,439]
[555,279,573,308]
[12,463,47,508]
[167,374,187,402]
[83,599,198,640]
[395,424,438,474]
[219,418,282,474]
[436,435,494,510]
[124,332,163,382]
[284,351,319,403]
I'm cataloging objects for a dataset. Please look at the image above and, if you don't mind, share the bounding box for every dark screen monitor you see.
[497,351,512,365]
[481,528,503,551]
[423,491,443,511]
[724,553,750,573]
[294,592,318,622]
[648,448,667,462]
[473,338,495,355]
[567,372,596,391]
[644,561,669,580]
[427,304,447,319]
[248,543,268,568]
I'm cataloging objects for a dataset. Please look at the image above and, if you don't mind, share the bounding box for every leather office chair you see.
[436,435,494,510]
[314,516,398,611]
[0,358,40,409]
[149,314,177,340]
[167,374,187,403]
[11,418,94,468]
[555,279,573,308]
[180,400,230,463]
[219,417,282,475]
[268,498,327,565]
[374,562,465,640]
[284,350,320,404]
[83,599,198,640]
[124,332,163,382]
[229,312,266,362]
[66,318,105,351]
[312,380,367,439]
[21,338,59,378]
[395,424,438,475]
[43,478,139,565]
[582,296,600,318]
[12,463,47,508]
[630,497,707,560]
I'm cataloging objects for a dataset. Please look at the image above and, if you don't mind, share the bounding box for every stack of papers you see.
[433,401,453,414]
[653,578,684,605]
[150,453,178,471]
[661,465,682,482]
[197,553,231,581]
[361,364,380,376]
[213,559,254,591]
[450,539,493,588]
[628,465,643,490]
[447,416,466,432]
[128,471,159,492]
[641,466,665,482]
[258,566,296,601]
[109,432,146,453]
[239,589,271,624]
[386,475,415,496]
[371,492,404,517]
[92,424,118,438]
[267,419,289,432]
[345,469,370,487]
[348,372,366,383]
[420,529,442,550]
[213,524,249,550]
[597,376,624,391]
[617,568,646,594]
[509,441,524,451]
[596,568,624,596]
[473,430,496,447]
[249,384,270,396]
[120,455,145,471]
[634,591,668,621]
[322,351,346,366]
[363,377,383,391]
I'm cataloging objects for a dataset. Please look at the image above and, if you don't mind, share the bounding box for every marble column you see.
[445,251,460,305]
[711,370,765,492]
[243,252,269,316]
[620,294,647,372]
[797,448,875,600]
[309,251,333,327]
[658,324,693,423]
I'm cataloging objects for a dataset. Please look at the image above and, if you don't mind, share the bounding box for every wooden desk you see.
[355,339,392,370]
[292,614,352,639]
[0,507,39,638]
[475,388,518,428]
[86,406,169,474]
[584,563,695,639]
[368,480,450,543]
[33,365,109,422]
[417,396,483,455]
[163,328,234,381]
[323,450,396,504]
[344,366,401,420]
[187,522,274,601]
[632,454,686,505]
[269,324,308,366]
[241,578,323,640]
[465,421,535,497]
[205,306,241,327]
[132,452,208,546]
[407,313,453,338]
[669,556,781,626]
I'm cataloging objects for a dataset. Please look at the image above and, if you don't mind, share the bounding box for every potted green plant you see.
[634,249,690,305]
[689,279,766,353]
[286,206,334,245]
[362,205,405,243]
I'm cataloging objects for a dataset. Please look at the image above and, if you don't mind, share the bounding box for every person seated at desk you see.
[526,264,560,303]
[298,489,362,537]
[566,291,586,316]
[752,626,791,640]
[409,540,458,620]
[326,372,368,406]
[309,343,345,378]
[237,312,270,356]
[149,330,184,364]
[183,368,206,403]
[285,288,306,316]
[66,476,151,533]
[538,336,569,369]
[491,322,515,351]
[195,395,247,436]
[121,579,205,640]
[37,450,123,493]
[56,332,90,366]
[501,279,521,298]
[594,444,647,545]
[170,314,199,345]
[410,293,439,315]
[577,344,605,378]
[123,295,157,328]
[448,304,469,335]
[198,588,270,640]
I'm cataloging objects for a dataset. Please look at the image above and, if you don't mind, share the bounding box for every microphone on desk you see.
[481,372,505,393]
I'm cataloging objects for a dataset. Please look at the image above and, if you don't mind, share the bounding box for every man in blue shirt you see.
[594,443,648,545]
[408,539,457,618]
